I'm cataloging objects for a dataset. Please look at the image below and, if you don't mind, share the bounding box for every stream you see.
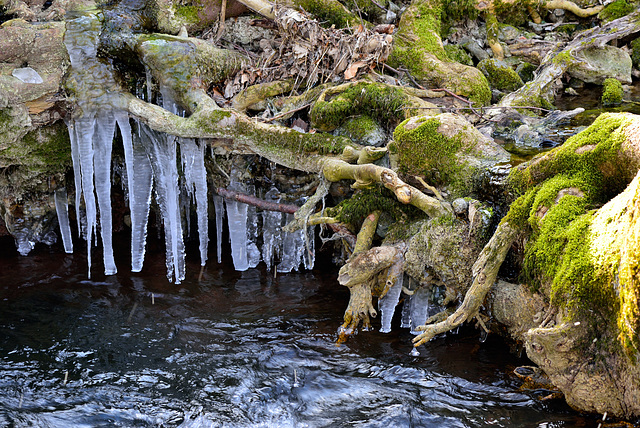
[0,235,598,427]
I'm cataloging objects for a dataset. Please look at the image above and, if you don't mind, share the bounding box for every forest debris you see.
[222,4,393,99]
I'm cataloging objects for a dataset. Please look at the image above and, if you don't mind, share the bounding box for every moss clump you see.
[598,0,635,21]
[292,0,360,28]
[336,115,385,146]
[393,115,469,192]
[515,62,537,83]
[0,120,71,176]
[444,44,473,66]
[442,0,478,24]
[477,58,524,92]
[327,185,422,229]
[630,37,640,69]
[175,5,199,23]
[310,82,410,132]
[492,0,534,27]
[602,78,623,106]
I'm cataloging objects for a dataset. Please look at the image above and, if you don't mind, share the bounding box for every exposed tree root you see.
[412,222,518,346]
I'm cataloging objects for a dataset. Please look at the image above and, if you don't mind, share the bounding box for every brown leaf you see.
[344,61,366,80]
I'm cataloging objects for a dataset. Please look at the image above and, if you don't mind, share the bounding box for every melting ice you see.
[57,10,316,283]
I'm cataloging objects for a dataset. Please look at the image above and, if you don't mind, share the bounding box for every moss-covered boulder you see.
[335,115,387,147]
[505,112,640,418]
[388,0,491,105]
[567,45,632,85]
[393,113,509,197]
[597,0,636,21]
[602,78,623,106]
[477,58,524,92]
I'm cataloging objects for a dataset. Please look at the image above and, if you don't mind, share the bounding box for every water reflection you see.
[0,243,594,427]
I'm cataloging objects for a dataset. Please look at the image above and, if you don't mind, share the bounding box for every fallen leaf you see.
[344,61,366,80]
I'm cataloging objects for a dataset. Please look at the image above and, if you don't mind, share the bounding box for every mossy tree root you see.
[337,244,406,340]
[321,158,453,218]
[412,222,518,347]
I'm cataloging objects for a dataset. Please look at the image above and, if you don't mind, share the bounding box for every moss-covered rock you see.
[631,37,640,69]
[291,0,364,28]
[388,0,491,105]
[309,82,426,132]
[567,45,632,85]
[443,44,473,66]
[602,78,623,106]
[393,113,509,196]
[515,61,537,83]
[597,0,635,21]
[477,58,524,92]
[335,115,387,146]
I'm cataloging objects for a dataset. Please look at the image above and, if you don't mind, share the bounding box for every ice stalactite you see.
[180,139,209,266]
[54,188,74,254]
[409,286,431,335]
[379,273,403,333]
[278,213,315,273]
[139,124,186,283]
[213,195,225,264]
[125,118,153,272]
[261,188,282,271]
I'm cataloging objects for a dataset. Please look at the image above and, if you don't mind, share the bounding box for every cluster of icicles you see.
[46,12,315,283]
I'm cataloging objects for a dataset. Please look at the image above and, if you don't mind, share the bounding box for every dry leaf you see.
[344,61,366,80]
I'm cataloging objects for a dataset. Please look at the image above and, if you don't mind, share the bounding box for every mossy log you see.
[498,10,640,110]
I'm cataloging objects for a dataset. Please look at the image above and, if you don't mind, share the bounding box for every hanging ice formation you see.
[57,11,315,282]
[378,273,403,333]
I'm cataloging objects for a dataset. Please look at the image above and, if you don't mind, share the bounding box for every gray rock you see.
[567,45,632,84]
[452,198,469,216]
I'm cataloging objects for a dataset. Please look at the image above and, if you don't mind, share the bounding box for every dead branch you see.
[215,187,299,213]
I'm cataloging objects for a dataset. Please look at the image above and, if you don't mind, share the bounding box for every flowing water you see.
[0,235,598,428]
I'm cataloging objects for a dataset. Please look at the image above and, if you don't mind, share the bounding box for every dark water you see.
[0,237,597,427]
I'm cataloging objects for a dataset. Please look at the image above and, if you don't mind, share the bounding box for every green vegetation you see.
[327,185,422,229]
[602,78,623,106]
[503,113,638,352]
[631,37,640,69]
[310,82,411,132]
[598,0,635,21]
[477,58,524,92]
[393,115,471,195]
[292,0,361,28]
[444,44,473,66]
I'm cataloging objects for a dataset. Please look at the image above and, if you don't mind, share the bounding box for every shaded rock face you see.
[567,45,632,84]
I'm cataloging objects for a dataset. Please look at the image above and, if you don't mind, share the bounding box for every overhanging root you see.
[412,222,518,347]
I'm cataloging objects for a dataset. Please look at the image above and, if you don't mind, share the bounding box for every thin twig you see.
[215,0,227,43]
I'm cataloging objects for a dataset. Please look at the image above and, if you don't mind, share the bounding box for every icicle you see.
[180,139,208,266]
[66,120,83,237]
[93,111,117,275]
[54,188,74,254]
[213,195,225,263]
[139,124,186,283]
[122,116,153,272]
[278,213,305,273]
[409,286,431,335]
[225,197,249,271]
[302,225,316,270]
[74,115,98,277]
[379,273,403,333]
[261,188,282,271]
[245,185,260,269]
[400,295,412,329]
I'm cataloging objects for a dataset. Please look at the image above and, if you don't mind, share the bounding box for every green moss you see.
[477,58,524,92]
[0,121,71,173]
[444,44,473,66]
[442,0,478,23]
[175,5,199,23]
[393,115,470,194]
[598,0,635,21]
[342,0,387,21]
[293,0,360,28]
[328,185,422,229]
[491,0,534,27]
[515,62,537,83]
[337,115,381,143]
[630,37,640,69]
[310,82,410,132]
[602,78,623,106]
